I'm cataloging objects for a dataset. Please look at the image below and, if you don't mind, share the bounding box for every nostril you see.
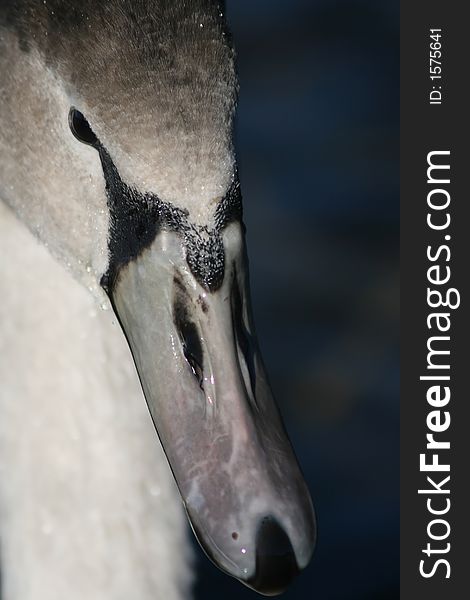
[173,293,204,389]
[179,321,204,389]
[248,516,299,596]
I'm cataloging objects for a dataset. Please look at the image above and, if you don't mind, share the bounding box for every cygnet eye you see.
[68,108,97,146]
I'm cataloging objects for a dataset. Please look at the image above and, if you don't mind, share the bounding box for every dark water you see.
[194,1,399,599]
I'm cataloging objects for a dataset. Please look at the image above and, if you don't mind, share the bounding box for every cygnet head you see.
[1,1,316,594]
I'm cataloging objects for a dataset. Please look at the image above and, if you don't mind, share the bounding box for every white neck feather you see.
[0,202,193,600]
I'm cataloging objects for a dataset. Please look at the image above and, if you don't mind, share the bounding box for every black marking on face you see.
[91,141,241,295]
[67,109,242,293]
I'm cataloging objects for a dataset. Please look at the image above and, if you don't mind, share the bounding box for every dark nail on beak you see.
[248,516,299,596]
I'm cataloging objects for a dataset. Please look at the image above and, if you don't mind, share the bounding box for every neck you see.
[0,202,193,600]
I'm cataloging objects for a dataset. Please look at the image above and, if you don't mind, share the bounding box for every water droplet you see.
[241,547,247,554]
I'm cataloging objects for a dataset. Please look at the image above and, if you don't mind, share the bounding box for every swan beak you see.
[107,224,316,595]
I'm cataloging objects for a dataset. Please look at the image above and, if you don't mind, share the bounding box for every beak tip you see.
[246,516,300,596]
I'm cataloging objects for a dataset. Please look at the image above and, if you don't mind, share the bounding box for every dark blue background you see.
[194,1,399,598]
